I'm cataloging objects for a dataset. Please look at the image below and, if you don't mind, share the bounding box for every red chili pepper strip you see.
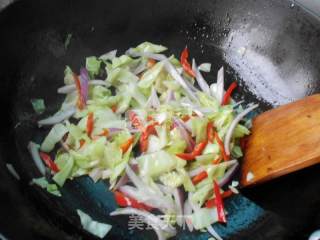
[73,73,85,110]
[213,180,227,223]
[212,155,223,165]
[79,139,86,148]
[147,58,156,68]
[98,129,109,137]
[114,191,153,211]
[139,122,159,153]
[192,171,208,185]
[129,111,144,130]
[176,140,207,161]
[176,153,195,161]
[205,189,234,208]
[139,132,149,153]
[240,136,249,151]
[207,122,215,143]
[192,141,208,156]
[39,152,59,173]
[180,47,196,78]
[86,112,94,138]
[111,105,117,113]
[120,136,134,154]
[222,82,237,106]
[181,115,191,122]
[147,115,154,121]
[215,132,230,161]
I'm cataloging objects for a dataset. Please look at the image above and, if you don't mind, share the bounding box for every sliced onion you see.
[110,207,177,240]
[165,90,176,103]
[173,117,195,152]
[207,225,223,240]
[128,128,140,134]
[232,100,245,108]
[224,104,259,155]
[157,184,174,195]
[192,59,210,95]
[89,168,102,182]
[163,60,198,102]
[123,167,176,213]
[101,169,112,179]
[38,106,76,127]
[60,140,70,151]
[6,163,20,180]
[133,61,147,75]
[58,80,110,94]
[99,49,117,61]
[113,173,129,189]
[80,68,89,103]
[146,88,160,109]
[188,166,205,178]
[183,200,194,232]
[216,67,224,104]
[125,165,153,193]
[173,188,184,227]
[28,141,46,175]
[188,192,200,211]
[107,128,124,137]
[57,85,76,94]
[127,51,198,102]
[153,112,168,125]
[218,161,239,187]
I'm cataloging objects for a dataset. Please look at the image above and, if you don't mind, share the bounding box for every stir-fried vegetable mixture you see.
[28,42,258,240]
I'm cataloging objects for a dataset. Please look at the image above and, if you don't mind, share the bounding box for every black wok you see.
[1,0,320,239]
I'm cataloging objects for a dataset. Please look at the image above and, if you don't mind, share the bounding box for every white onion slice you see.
[173,188,184,227]
[192,59,210,95]
[133,61,147,75]
[188,166,205,178]
[128,51,198,102]
[165,90,176,103]
[28,141,46,175]
[38,106,76,127]
[89,168,102,182]
[60,140,70,151]
[110,208,176,240]
[207,225,223,240]
[6,163,20,180]
[125,166,176,211]
[113,173,128,189]
[216,67,224,104]
[173,117,194,152]
[101,169,112,179]
[232,100,245,108]
[57,80,110,94]
[145,87,160,109]
[156,184,174,195]
[163,60,198,101]
[183,200,194,232]
[224,104,259,155]
[125,165,154,194]
[218,161,239,187]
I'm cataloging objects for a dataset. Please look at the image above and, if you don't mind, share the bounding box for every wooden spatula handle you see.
[241,94,320,187]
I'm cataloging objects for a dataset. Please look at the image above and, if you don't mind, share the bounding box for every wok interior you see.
[1,0,320,239]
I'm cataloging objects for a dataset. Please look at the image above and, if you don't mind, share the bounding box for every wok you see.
[1,0,320,239]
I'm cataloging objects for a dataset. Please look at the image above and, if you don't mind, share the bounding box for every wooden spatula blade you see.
[241,94,320,187]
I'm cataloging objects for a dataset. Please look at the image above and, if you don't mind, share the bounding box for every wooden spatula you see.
[241,94,320,187]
